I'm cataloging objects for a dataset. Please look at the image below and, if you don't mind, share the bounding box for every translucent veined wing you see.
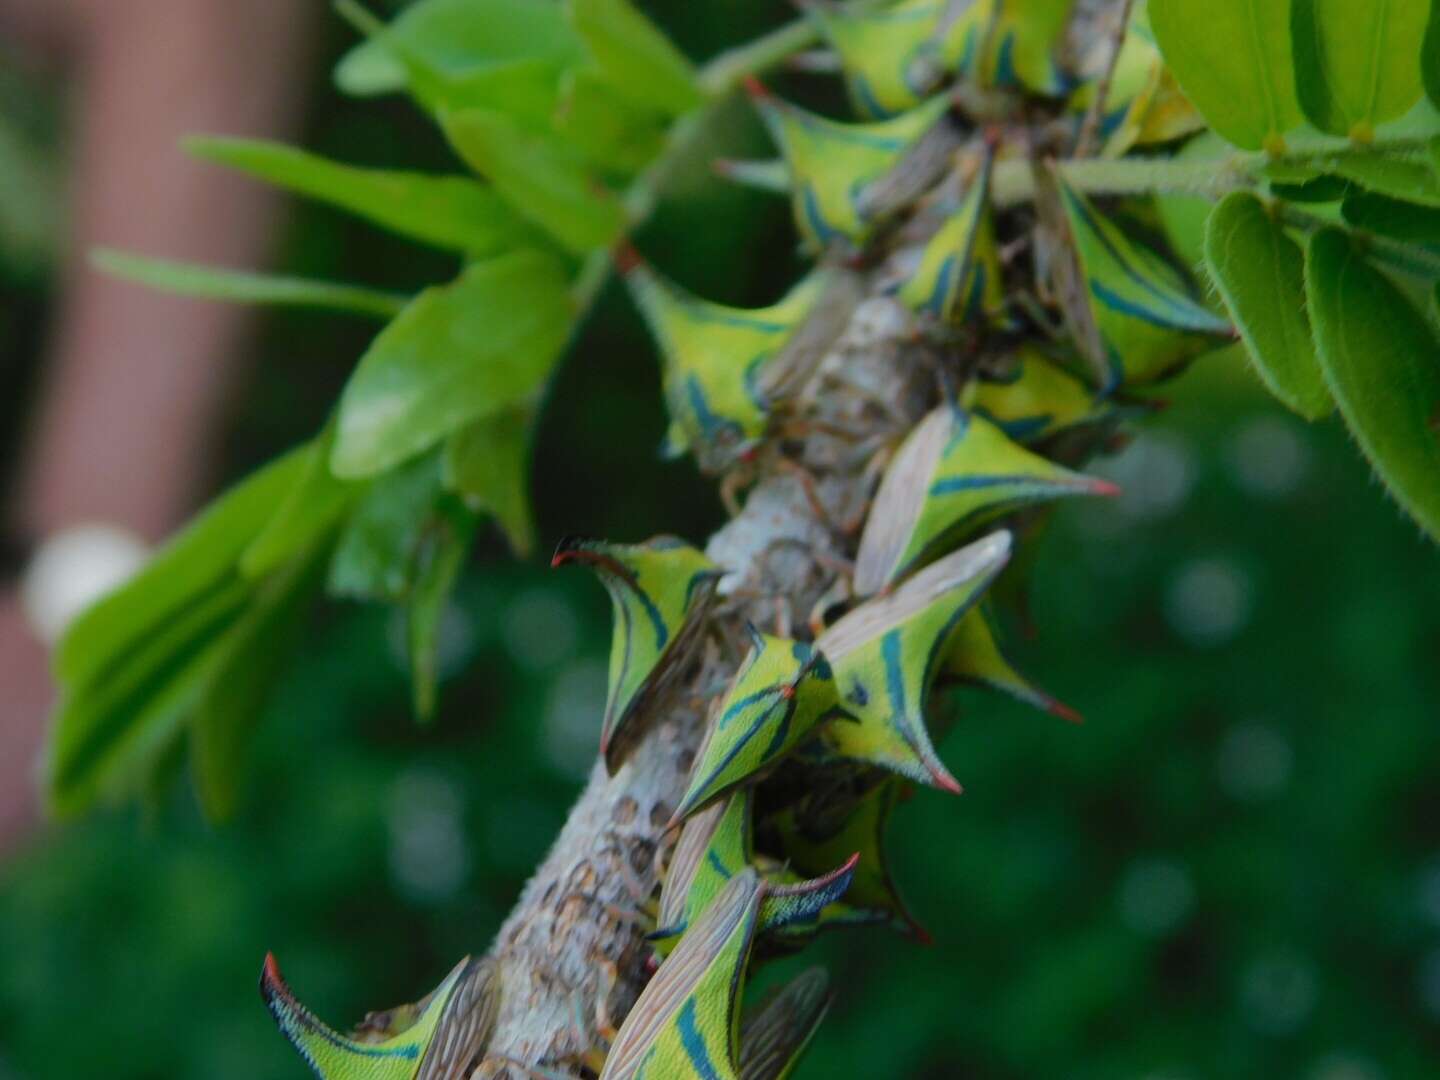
[653,791,755,957]
[672,629,845,823]
[805,0,947,118]
[619,249,828,473]
[942,605,1081,722]
[817,533,1011,789]
[261,954,498,1080]
[552,535,723,769]
[654,789,871,958]
[737,968,832,1080]
[748,81,953,251]
[1052,172,1231,391]
[601,865,854,1080]
[854,405,1116,594]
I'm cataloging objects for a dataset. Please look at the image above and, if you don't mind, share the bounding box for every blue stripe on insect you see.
[677,1000,725,1080]
[929,473,1058,495]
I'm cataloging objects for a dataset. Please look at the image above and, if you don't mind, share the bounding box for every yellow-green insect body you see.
[552,535,723,770]
[1068,7,1203,156]
[817,533,1011,790]
[854,405,1116,593]
[653,789,869,959]
[261,953,496,1080]
[673,629,846,823]
[622,255,826,473]
[807,0,948,119]
[750,84,952,251]
[942,606,1081,721]
[895,153,1003,323]
[1055,176,1231,392]
[967,344,1113,442]
[769,778,925,941]
[600,867,854,1080]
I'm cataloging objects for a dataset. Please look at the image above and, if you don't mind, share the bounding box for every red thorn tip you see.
[1048,699,1084,725]
[910,923,935,946]
[982,124,1004,149]
[260,953,287,1001]
[1147,398,1172,412]
[930,766,964,795]
[742,74,769,99]
[644,954,660,976]
[611,241,643,275]
[780,684,796,700]
[740,446,759,464]
[1087,478,1122,498]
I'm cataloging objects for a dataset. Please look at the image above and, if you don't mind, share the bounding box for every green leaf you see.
[91,249,406,319]
[1291,0,1428,140]
[1149,0,1303,153]
[331,249,574,477]
[1327,147,1440,207]
[240,425,356,580]
[46,452,321,814]
[1204,192,1331,419]
[335,0,582,98]
[442,407,536,556]
[567,0,701,117]
[191,547,325,821]
[186,138,535,256]
[1425,0,1440,110]
[1306,227,1440,539]
[554,68,667,174]
[1341,189,1440,244]
[440,107,626,252]
[55,449,311,691]
[328,452,448,602]
[407,500,477,721]
[47,576,251,817]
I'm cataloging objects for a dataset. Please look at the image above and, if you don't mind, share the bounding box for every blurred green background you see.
[3,4,1440,1079]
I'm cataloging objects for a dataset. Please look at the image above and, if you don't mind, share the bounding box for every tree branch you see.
[475,283,936,1077]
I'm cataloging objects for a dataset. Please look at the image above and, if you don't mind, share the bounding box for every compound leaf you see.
[1204,192,1331,419]
[1148,0,1302,153]
[187,137,535,256]
[1292,0,1428,140]
[92,249,406,319]
[1306,227,1440,539]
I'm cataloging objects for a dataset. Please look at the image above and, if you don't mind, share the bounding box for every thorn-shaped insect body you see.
[652,789,871,959]
[815,532,1012,791]
[598,866,854,1080]
[891,147,1003,323]
[802,0,948,119]
[671,628,848,824]
[617,248,829,474]
[1067,7,1202,156]
[941,605,1082,722]
[967,343,1116,443]
[552,535,723,771]
[853,403,1118,595]
[261,953,499,1080]
[1049,171,1232,393]
[736,967,832,1080]
[768,777,927,942]
[746,79,953,251]
[954,0,1074,96]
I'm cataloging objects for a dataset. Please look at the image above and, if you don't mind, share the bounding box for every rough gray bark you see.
[475,288,937,1076]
